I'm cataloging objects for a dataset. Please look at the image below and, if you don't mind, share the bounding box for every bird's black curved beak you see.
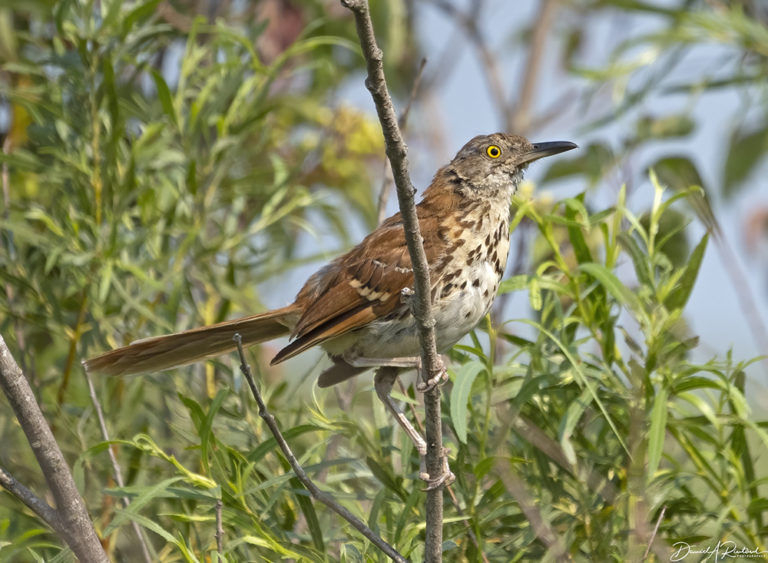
[519,140,578,165]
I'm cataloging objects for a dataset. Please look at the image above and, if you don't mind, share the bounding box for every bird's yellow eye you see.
[486,145,501,158]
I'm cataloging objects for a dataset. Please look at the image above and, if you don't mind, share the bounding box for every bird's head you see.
[446,133,577,196]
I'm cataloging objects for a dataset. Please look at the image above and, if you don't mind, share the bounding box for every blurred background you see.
[1,0,767,560]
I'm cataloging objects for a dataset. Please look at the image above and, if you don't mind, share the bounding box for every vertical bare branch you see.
[0,335,108,563]
[377,57,428,226]
[340,1,446,560]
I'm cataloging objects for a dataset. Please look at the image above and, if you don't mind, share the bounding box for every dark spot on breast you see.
[472,278,480,287]
[441,283,455,297]
[464,311,472,319]
[455,238,465,247]
[460,280,467,289]
[484,234,491,246]
[483,289,490,298]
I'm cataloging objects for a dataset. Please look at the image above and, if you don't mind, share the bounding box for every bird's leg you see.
[343,354,449,392]
[373,366,454,490]
[373,366,426,455]
[415,357,449,393]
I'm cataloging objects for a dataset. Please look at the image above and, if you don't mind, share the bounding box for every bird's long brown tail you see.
[83,305,299,376]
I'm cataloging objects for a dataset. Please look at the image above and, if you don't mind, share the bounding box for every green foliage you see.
[0,0,403,560]
[448,178,766,560]
[1,1,766,562]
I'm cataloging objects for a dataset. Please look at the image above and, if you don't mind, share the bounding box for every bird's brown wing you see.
[270,208,451,364]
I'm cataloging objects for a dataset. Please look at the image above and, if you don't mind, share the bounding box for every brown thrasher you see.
[84,133,576,486]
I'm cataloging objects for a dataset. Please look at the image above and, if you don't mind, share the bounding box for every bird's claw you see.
[417,365,449,393]
[419,448,454,491]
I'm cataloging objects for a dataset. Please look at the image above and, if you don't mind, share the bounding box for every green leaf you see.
[565,196,593,264]
[664,233,708,311]
[528,276,542,311]
[558,387,591,465]
[651,157,719,234]
[618,232,652,289]
[724,126,768,200]
[579,262,642,315]
[497,274,528,295]
[365,456,404,498]
[634,113,695,141]
[247,424,322,464]
[449,361,486,444]
[151,69,178,128]
[104,477,185,535]
[291,477,324,553]
[122,0,163,36]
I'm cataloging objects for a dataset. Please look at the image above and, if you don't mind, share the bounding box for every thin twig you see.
[644,505,666,560]
[233,334,407,563]
[216,498,224,554]
[396,379,490,563]
[0,335,108,562]
[83,367,153,563]
[340,2,446,561]
[376,57,428,226]
[0,465,59,525]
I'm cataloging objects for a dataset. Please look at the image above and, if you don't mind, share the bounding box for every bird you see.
[84,133,576,487]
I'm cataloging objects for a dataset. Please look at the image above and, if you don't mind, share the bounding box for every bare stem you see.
[644,505,666,559]
[376,57,428,225]
[340,1,446,560]
[216,498,224,554]
[233,334,407,563]
[0,335,108,562]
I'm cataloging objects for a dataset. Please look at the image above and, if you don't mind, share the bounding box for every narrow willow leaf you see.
[618,232,652,289]
[151,69,178,127]
[103,476,185,535]
[579,262,642,315]
[449,361,486,444]
[664,233,708,311]
[498,274,529,295]
[559,387,592,465]
[291,477,324,553]
[529,277,542,311]
[98,260,113,303]
[565,199,594,264]
[247,424,322,464]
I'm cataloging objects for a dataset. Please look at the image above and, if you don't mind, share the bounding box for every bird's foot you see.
[416,361,449,393]
[419,447,455,490]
